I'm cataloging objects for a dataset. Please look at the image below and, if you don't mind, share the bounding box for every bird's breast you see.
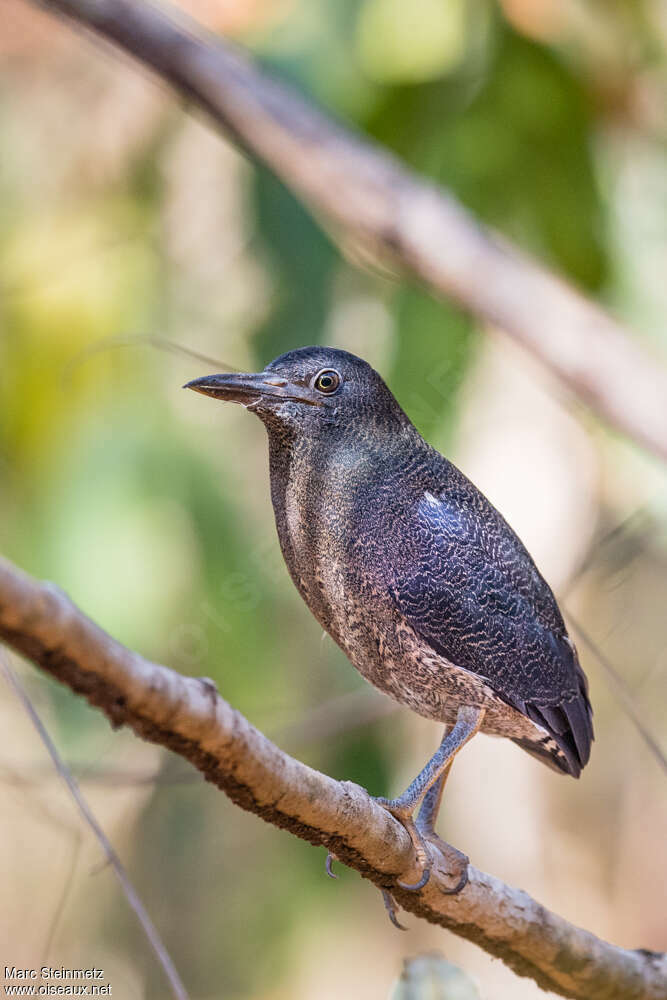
[269,438,388,657]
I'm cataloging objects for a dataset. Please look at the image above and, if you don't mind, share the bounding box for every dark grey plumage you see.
[186,346,593,884]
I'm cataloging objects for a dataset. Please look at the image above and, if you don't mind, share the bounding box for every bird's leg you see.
[375,705,485,892]
[413,761,469,894]
[415,759,450,836]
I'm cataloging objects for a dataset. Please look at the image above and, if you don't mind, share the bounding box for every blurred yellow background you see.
[1,0,666,997]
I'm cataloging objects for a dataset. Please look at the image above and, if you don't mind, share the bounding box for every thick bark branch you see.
[24,0,667,461]
[0,555,664,1000]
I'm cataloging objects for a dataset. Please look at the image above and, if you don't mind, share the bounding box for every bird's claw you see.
[397,866,431,892]
[325,851,338,879]
[381,890,407,930]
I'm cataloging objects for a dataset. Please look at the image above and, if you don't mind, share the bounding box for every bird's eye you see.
[314,369,341,394]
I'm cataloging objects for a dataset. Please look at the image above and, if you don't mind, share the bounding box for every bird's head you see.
[184,346,408,439]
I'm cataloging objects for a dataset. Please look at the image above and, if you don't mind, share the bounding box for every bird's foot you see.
[417,829,469,895]
[373,796,432,892]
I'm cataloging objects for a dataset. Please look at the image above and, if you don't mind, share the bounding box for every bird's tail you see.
[510,734,576,776]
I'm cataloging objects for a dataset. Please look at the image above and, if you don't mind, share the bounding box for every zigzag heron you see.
[186,347,593,909]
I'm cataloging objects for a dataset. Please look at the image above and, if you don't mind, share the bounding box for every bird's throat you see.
[266,431,380,630]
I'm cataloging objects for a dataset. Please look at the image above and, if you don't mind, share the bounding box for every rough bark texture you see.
[1,555,665,1000]
[24,0,667,462]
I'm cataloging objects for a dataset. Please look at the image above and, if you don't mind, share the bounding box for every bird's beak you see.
[183,372,319,406]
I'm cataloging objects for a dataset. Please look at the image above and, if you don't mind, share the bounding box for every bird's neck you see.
[266,417,425,562]
[266,416,423,506]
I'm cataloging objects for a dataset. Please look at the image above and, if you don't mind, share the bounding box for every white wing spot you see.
[424,491,440,507]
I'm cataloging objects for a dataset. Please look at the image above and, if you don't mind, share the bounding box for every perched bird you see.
[185,347,593,895]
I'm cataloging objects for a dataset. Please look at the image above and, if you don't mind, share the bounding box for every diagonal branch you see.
[0,554,665,1000]
[24,0,667,462]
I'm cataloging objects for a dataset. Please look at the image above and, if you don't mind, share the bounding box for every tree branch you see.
[24,0,667,462]
[1,555,664,1000]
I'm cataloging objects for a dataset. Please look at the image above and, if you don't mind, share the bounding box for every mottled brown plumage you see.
[186,346,593,892]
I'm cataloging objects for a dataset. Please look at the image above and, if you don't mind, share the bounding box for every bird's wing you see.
[380,486,593,776]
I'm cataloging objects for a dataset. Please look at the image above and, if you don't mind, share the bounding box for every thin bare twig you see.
[26,0,667,462]
[0,555,664,1000]
[61,334,241,389]
[1,651,189,1000]
[565,614,667,775]
[42,831,82,963]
